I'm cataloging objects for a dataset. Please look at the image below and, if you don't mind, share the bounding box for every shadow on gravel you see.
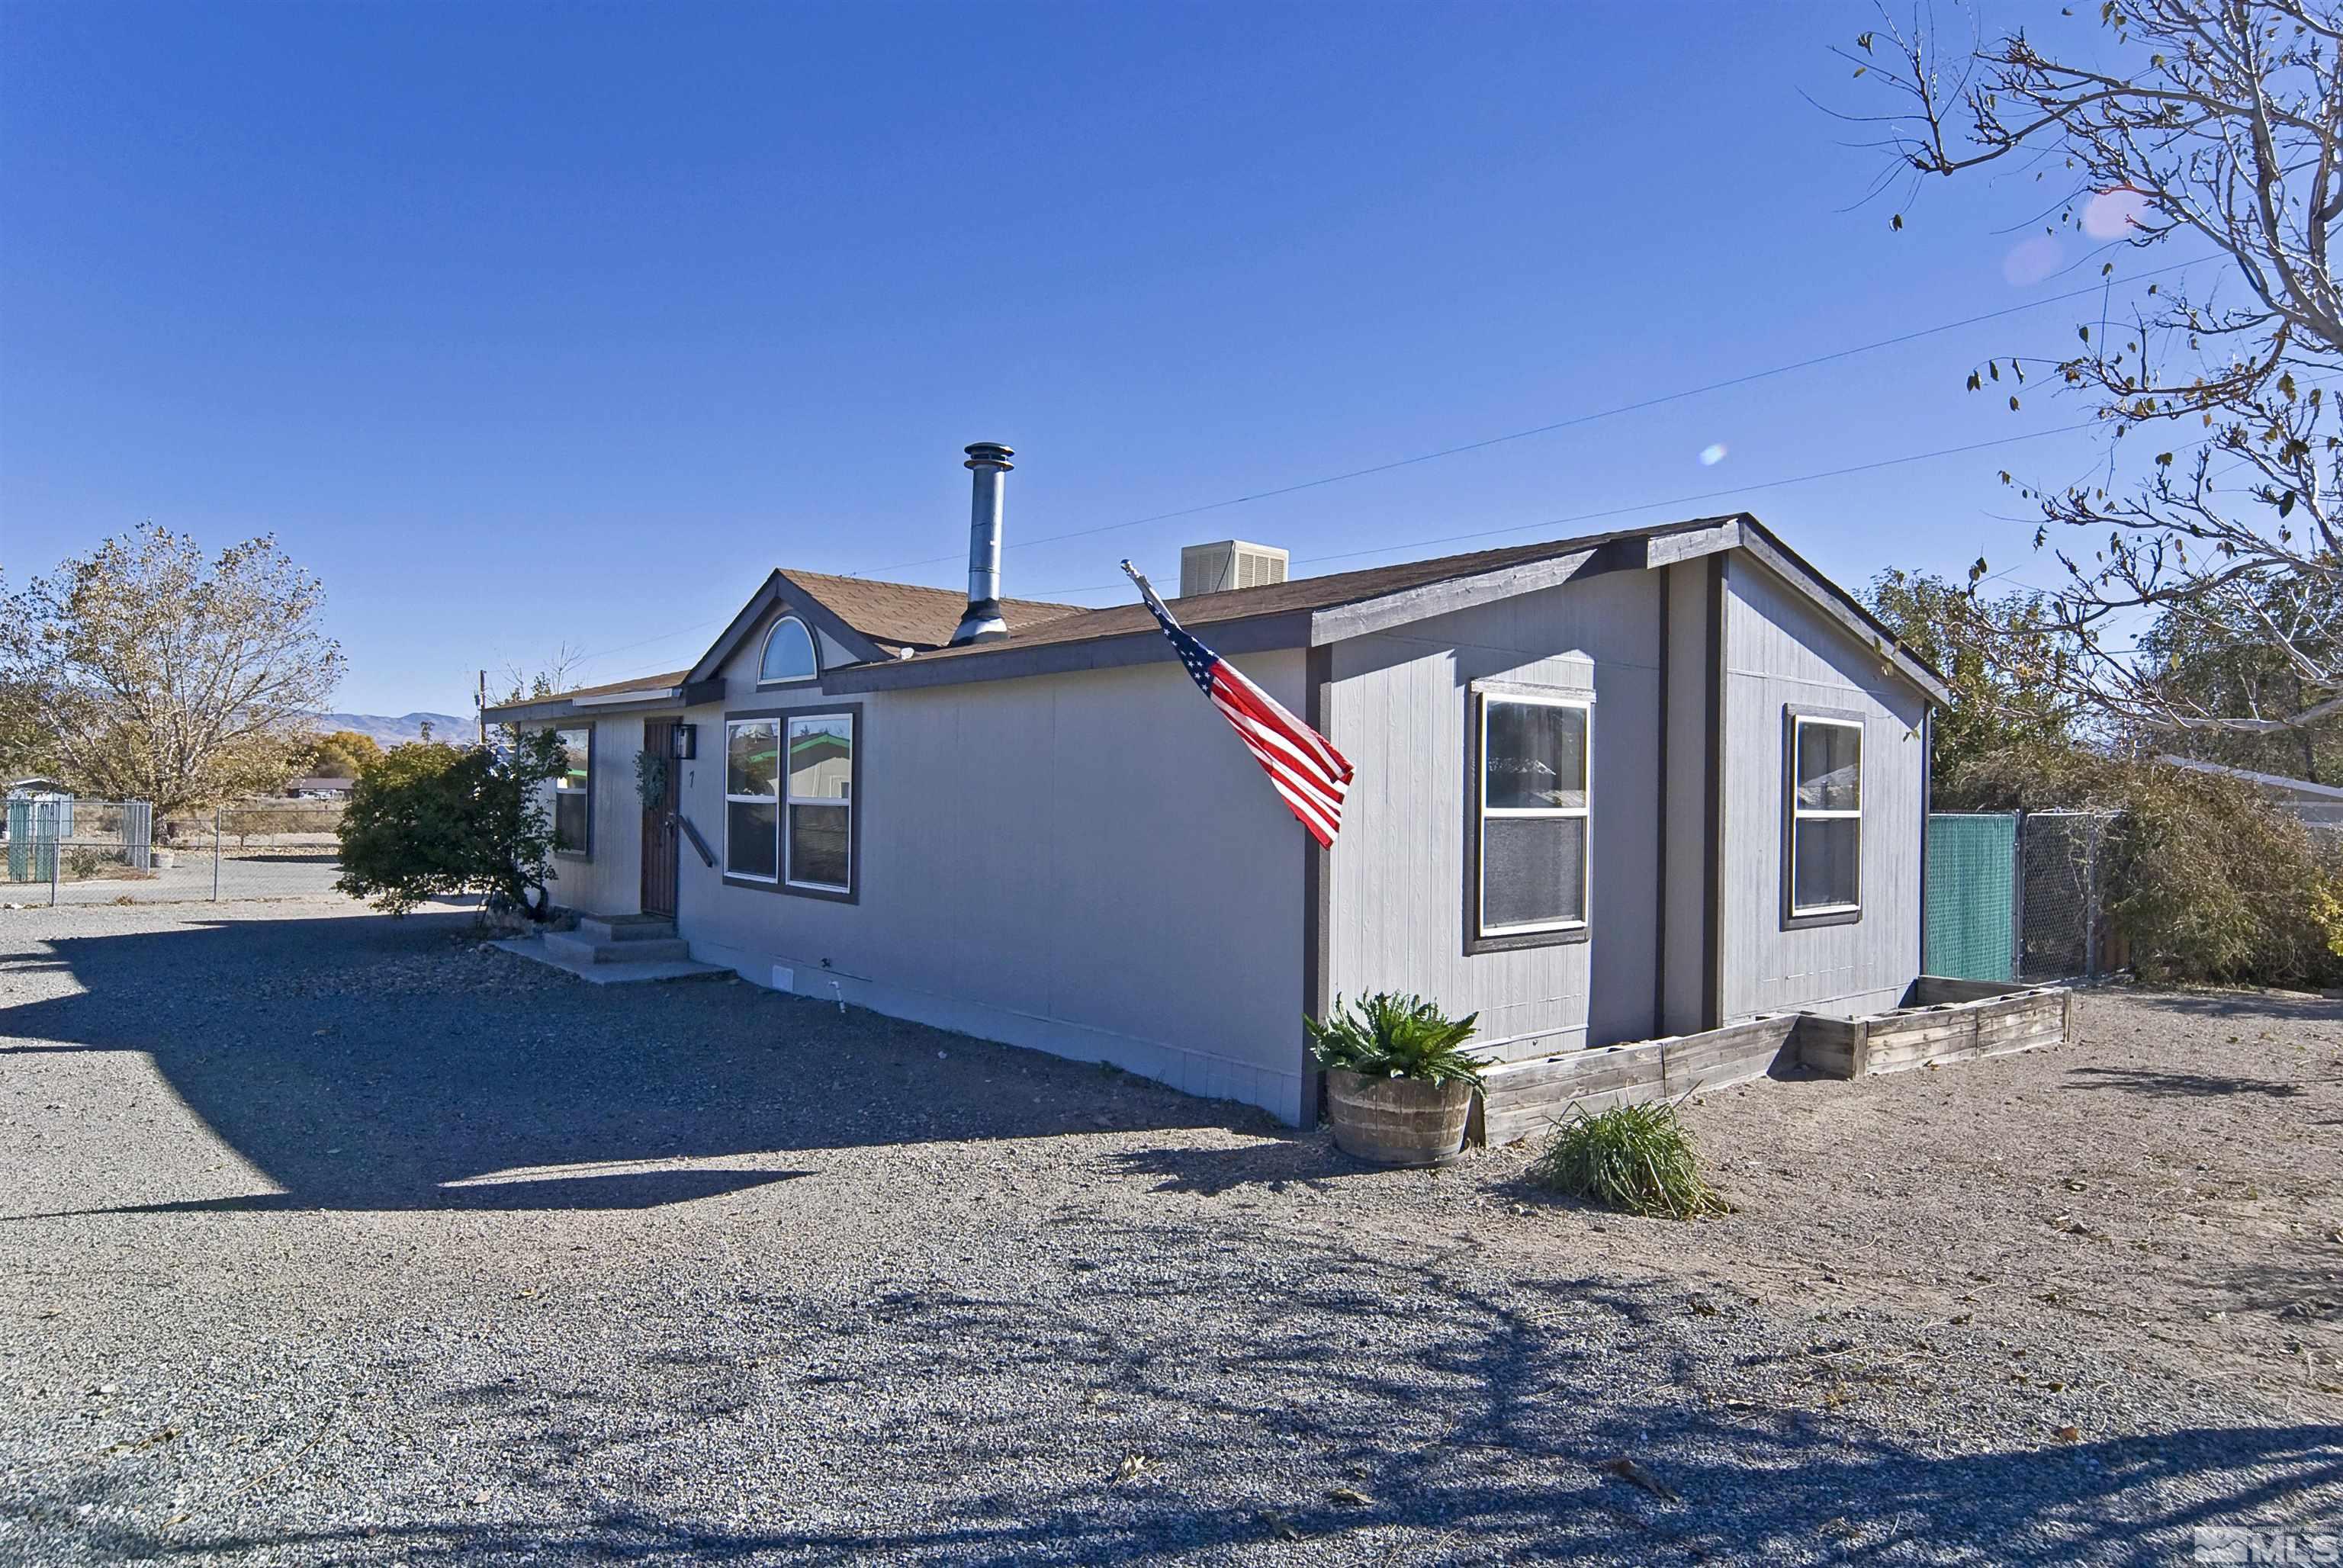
[2105,989,2343,1025]
[1107,1139,1386,1196]
[128,1425,2343,1566]
[1,909,1251,1217]
[40,1234,2343,1564]
[2065,1066,2310,1100]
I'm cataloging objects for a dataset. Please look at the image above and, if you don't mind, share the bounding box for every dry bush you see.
[1959,745,2342,988]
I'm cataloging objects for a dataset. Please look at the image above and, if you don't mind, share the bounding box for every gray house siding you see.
[670,644,1313,1124]
[1716,554,1927,1020]
[545,714,645,919]
[1320,568,1665,1065]
[506,532,1932,1129]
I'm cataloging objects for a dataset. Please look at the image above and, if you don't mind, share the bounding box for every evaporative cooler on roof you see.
[1179,540,1290,598]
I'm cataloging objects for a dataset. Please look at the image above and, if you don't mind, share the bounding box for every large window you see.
[1474,692,1591,941]
[785,715,852,890]
[1788,714,1863,918]
[552,727,592,855]
[725,719,781,880]
[725,711,854,894]
[759,616,818,685]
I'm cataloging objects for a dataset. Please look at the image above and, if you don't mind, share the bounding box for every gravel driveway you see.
[3,898,2338,1565]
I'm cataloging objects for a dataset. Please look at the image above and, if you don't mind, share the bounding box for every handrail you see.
[675,813,716,869]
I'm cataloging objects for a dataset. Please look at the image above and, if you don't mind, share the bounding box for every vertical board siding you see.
[540,715,646,918]
[1718,557,1927,1020]
[1323,571,1663,1062]
[671,647,1310,1123]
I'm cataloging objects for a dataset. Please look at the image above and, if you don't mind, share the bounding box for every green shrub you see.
[64,844,118,880]
[1954,742,2343,989]
[1528,1100,1726,1220]
[1305,992,1488,1088]
[334,735,563,917]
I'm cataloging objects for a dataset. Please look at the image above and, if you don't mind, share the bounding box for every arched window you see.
[758,616,818,684]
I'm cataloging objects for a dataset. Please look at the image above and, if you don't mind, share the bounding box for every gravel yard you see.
[2,898,2338,1565]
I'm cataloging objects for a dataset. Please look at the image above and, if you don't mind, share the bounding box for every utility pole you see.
[477,670,487,747]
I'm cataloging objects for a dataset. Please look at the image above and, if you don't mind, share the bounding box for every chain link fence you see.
[3,800,347,908]
[2015,810,2123,983]
[1925,809,2124,984]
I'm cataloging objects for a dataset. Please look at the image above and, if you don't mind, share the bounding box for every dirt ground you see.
[5,901,2338,1563]
[1482,985,2343,1419]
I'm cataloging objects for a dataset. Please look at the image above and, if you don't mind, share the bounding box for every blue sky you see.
[2,2,2162,715]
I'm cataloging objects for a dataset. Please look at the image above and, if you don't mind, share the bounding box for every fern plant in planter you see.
[1306,992,1488,1166]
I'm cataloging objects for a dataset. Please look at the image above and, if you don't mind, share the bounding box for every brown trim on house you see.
[1779,701,1868,933]
[1702,554,1724,1030]
[688,572,890,686]
[487,692,686,725]
[717,700,864,905]
[1302,540,1644,645]
[1732,525,1953,704]
[1300,644,1332,1129]
[1651,567,1670,1039]
[824,610,1315,692]
[1917,707,1934,974]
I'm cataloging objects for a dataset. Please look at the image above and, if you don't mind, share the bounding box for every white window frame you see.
[782,712,853,894]
[1474,689,1593,941]
[551,725,593,858]
[723,717,781,883]
[757,615,820,687]
[1787,714,1864,918]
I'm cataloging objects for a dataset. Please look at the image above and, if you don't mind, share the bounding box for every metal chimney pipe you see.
[950,442,1014,645]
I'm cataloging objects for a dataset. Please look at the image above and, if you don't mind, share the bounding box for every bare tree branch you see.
[1846,0,2343,749]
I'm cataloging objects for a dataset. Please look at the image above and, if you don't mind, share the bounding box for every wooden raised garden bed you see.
[1470,977,2071,1147]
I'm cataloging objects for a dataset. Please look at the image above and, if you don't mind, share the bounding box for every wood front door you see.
[641,719,680,918]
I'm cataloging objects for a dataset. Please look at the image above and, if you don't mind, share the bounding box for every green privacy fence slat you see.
[1924,812,2018,982]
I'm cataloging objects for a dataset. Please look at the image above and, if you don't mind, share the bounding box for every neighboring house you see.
[484,444,1949,1126]
[287,777,356,800]
[2158,754,2343,833]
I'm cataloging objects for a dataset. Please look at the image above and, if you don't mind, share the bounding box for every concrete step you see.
[577,914,677,944]
[493,935,730,988]
[543,930,692,966]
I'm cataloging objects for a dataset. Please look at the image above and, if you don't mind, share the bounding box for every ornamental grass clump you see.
[1530,1100,1727,1220]
[1304,992,1488,1088]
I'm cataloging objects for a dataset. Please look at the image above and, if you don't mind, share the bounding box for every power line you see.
[848,258,2203,579]
[573,615,733,667]
[1020,416,2105,597]
[573,261,2200,664]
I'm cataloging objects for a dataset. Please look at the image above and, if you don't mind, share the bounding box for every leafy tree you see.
[2136,576,2343,782]
[299,728,385,780]
[1844,1,2342,744]
[333,734,564,917]
[0,525,342,815]
[1865,568,2082,802]
[1955,741,2341,987]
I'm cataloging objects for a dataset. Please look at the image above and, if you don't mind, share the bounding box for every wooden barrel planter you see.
[1325,1069,1475,1166]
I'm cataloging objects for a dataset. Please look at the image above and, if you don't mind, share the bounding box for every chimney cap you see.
[964,442,1014,470]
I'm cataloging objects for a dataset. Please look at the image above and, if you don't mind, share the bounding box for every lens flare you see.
[1698,444,1728,467]
[2003,234,2062,287]
[2082,187,2150,239]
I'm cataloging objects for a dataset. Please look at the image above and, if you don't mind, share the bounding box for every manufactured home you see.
[484,443,1948,1128]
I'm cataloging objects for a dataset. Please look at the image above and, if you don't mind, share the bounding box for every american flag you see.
[1122,561,1355,848]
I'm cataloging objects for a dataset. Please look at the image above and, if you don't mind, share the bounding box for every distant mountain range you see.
[311,712,476,747]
